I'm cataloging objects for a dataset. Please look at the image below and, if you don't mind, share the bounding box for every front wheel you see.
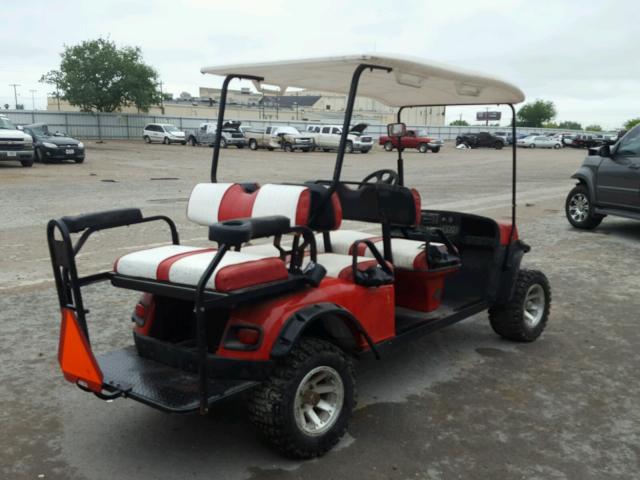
[163,137,169,145]
[249,139,258,150]
[495,141,504,150]
[188,137,197,146]
[248,337,356,459]
[418,143,428,153]
[345,141,353,154]
[21,157,34,167]
[220,138,228,149]
[383,141,394,152]
[553,143,561,149]
[489,269,551,342]
[529,143,536,149]
[431,147,440,153]
[143,135,151,144]
[565,185,603,229]
[284,143,293,152]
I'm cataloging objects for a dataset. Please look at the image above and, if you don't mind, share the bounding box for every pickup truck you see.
[305,123,373,153]
[0,115,34,167]
[455,131,504,149]
[186,121,246,148]
[379,128,443,153]
[245,125,314,152]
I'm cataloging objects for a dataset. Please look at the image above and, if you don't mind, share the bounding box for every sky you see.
[1,0,636,130]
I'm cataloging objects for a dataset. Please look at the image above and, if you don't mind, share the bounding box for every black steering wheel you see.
[359,169,399,187]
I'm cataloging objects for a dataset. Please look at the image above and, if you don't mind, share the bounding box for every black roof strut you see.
[211,74,264,183]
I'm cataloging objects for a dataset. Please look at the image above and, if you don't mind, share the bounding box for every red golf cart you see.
[48,54,551,459]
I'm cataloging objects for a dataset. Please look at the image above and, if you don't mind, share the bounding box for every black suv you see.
[455,131,504,149]
[565,124,640,229]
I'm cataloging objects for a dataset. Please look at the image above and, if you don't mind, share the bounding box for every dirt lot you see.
[1,141,639,479]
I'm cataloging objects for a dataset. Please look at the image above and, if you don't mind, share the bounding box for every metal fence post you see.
[126,115,130,139]
[65,113,69,134]
[97,113,103,142]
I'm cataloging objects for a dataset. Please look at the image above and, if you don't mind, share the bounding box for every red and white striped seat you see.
[114,245,288,292]
[315,253,387,283]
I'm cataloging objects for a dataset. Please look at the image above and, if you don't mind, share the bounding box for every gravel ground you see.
[1,141,639,479]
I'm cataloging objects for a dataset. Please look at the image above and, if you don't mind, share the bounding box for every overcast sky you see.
[1,0,636,129]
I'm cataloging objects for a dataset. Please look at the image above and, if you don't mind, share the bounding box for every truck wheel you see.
[565,185,603,229]
[21,157,34,167]
[494,141,504,150]
[345,141,353,154]
[284,143,293,152]
[529,143,536,149]
[383,141,394,152]
[188,137,197,146]
[418,143,428,153]
[35,147,45,163]
[489,269,551,342]
[267,147,274,151]
[322,148,330,152]
[220,138,228,148]
[248,337,356,459]
[360,148,369,154]
[143,136,151,144]
[249,139,258,150]
[431,147,440,153]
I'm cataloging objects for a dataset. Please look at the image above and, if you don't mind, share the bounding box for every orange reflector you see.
[58,308,103,392]
[236,328,260,345]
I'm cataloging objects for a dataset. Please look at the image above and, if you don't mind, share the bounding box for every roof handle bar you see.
[332,64,392,186]
[211,73,264,183]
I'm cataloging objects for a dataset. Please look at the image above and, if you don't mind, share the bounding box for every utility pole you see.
[29,89,37,110]
[9,84,20,109]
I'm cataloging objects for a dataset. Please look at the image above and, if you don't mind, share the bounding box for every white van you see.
[305,123,372,153]
[142,123,186,145]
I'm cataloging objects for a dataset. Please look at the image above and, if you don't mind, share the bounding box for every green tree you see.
[517,100,557,128]
[624,118,640,130]
[585,124,602,131]
[557,121,582,131]
[40,38,161,112]
[450,119,469,126]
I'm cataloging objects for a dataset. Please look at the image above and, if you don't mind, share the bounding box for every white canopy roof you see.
[201,54,525,107]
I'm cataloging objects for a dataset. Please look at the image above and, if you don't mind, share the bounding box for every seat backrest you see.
[335,183,421,227]
[187,182,342,230]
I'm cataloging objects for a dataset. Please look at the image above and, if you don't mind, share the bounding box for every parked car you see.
[305,123,373,153]
[0,114,34,167]
[379,128,443,153]
[494,131,514,145]
[570,134,603,149]
[565,124,640,229]
[186,121,246,148]
[143,123,186,145]
[517,135,562,149]
[455,131,504,149]
[246,126,314,152]
[23,123,85,163]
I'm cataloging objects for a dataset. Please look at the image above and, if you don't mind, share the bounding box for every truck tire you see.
[248,337,356,459]
[249,139,258,150]
[488,269,550,342]
[494,141,504,150]
[360,148,369,154]
[188,136,197,146]
[143,136,151,144]
[565,185,604,229]
[220,138,228,148]
[284,143,293,152]
[418,143,428,153]
[383,141,394,152]
[431,147,440,153]
[21,157,34,167]
[345,141,353,154]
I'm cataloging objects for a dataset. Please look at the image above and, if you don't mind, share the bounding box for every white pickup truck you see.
[305,123,373,153]
[0,115,34,167]
[186,121,247,148]
[245,126,314,152]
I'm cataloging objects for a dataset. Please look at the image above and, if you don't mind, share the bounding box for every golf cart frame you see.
[48,55,549,458]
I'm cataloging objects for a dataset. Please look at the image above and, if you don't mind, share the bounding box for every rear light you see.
[134,303,146,319]
[132,293,154,329]
[236,328,260,345]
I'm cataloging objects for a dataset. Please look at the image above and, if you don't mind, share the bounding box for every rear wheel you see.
[284,143,293,152]
[431,147,440,153]
[163,137,169,145]
[188,136,197,146]
[418,143,428,153]
[383,141,394,152]
[494,141,504,150]
[220,138,228,149]
[529,143,536,148]
[248,337,355,459]
[489,269,551,342]
[565,184,603,229]
[249,139,258,150]
[35,147,45,163]
[345,141,353,154]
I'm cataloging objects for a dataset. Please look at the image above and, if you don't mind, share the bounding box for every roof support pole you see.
[211,74,263,182]
[508,103,517,238]
[332,64,392,185]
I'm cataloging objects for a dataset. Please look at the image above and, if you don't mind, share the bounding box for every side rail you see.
[47,208,179,370]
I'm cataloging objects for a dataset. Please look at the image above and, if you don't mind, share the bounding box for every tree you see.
[585,124,602,132]
[40,38,161,112]
[450,119,469,126]
[624,118,640,130]
[517,100,556,127]
[16,104,24,110]
[557,121,582,131]
[162,92,174,101]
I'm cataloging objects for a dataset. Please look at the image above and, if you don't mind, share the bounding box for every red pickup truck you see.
[379,128,443,153]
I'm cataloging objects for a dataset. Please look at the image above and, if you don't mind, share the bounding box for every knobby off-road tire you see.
[565,184,603,229]
[248,337,356,459]
[489,269,551,342]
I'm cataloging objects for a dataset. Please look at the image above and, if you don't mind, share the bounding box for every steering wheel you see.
[359,169,399,187]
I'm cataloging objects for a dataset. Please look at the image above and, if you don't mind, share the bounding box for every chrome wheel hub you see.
[294,366,344,436]
[569,193,589,222]
[523,284,545,328]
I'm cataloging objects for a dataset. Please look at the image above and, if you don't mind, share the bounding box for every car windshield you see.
[0,117,16,129]
[164,125,179,132]
[30,125,50,136]
[617,125,640,156]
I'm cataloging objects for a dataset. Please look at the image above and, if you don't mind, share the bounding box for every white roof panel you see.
[201,54,525,107]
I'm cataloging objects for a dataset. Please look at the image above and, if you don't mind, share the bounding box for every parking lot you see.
[2,142,639,479]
